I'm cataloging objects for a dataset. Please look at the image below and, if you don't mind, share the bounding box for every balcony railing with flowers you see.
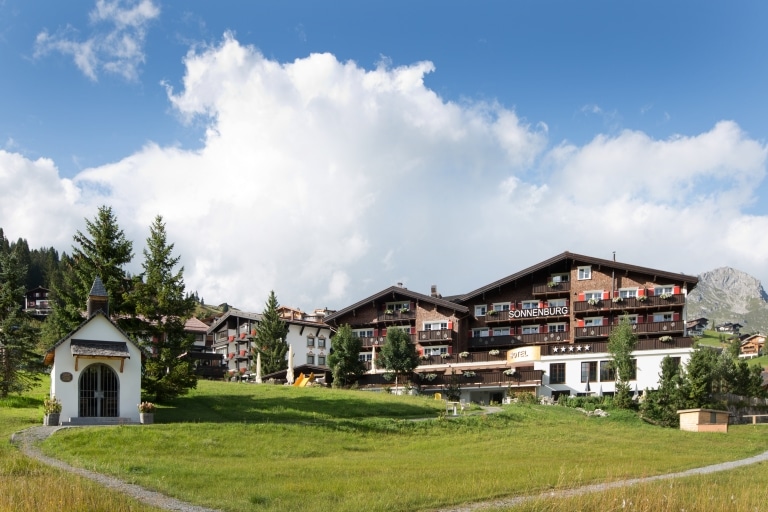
[573,294,684,312]
[574,321,685,339]
[376,310,417,322]
[532,281,571,295]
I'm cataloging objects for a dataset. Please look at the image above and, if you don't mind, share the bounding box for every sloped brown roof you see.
[459,251,699,302]
[323,285,470,325]
[184,317,210,333]
[70,340,130,359]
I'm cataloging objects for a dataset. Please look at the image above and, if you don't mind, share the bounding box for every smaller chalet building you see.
[325,252,699,404]
[739,334,765,359]
[24,286,51,318]
[44,278,143,425]
[207,310,333,378]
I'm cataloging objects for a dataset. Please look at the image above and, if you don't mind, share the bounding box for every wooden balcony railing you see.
[468,332,570,349]
[417,329,454,344]
[573,294,684,312]
[539,337,694,355]
[574,321,684,339]
[417,351,509,366]
[532,282,571,295]
[376,310,417,322]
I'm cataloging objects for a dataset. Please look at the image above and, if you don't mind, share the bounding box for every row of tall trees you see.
[1,206,198,402]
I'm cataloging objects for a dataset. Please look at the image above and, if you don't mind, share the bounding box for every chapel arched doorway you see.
[79,363,119,417]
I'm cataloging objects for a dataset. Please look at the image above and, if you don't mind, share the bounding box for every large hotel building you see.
[323,252,698,404]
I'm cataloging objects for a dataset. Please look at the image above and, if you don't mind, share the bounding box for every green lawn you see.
[29,381,768,512]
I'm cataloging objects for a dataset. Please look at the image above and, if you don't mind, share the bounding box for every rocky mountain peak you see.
[687,267,768,332]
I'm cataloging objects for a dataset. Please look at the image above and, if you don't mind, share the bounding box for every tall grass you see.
[0,385,163,512]
[35,381,768,512]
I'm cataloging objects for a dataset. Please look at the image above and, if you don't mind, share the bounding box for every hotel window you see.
[521,300,538,310]
[386,301,410,312]
[424,321,448,331]
[581,361,597,382]
[317,337,326,348]
[619,315,639,324]
[654,285,674,296]
[423,346,448,356]
[492,327,510,336]
[475,305,487,317]
[584,317,603,327]
[584,291,602,301]
[550,363,566,384]
[577,266,592,280]
[317,355,326,366]
[307,354,315,364]
[547,323,566,333]
[522,325,540,334]
[472,328,489,338]
[307,336,315,347]
[551,273,569,283]
[352,329,374,338]
[599,361,615,381]
[359,353,373,362]
[549,298,567,308]
[619,288,638,298]
[492,302,510,312]
[653,312,673,322]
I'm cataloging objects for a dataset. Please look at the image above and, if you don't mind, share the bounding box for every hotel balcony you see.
[532,281,571,295]
[416,329,455,345]
[376,310,417,322]
[539,337,694,355]
[573,320,685,339]
[573,294,684,313]
[361,369,544,388]
[469,331,570,349]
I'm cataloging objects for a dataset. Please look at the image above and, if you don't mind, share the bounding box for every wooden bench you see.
[742,414,768,425]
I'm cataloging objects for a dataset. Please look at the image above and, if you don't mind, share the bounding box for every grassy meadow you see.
[3,380,768,511]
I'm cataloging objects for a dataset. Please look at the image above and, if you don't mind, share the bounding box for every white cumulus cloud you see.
[4,33,768,312]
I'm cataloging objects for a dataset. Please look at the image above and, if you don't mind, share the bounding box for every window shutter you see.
[538,301,545,309]
[468,330,473,338]
[578,293,585,301]
[382,328,387,336]
[637,288,645,297]
[648,288,655,296]
[411,301,416,310]
[447,346,453,355]
[673,312,680,321]
[602,290,610,300]
[673,286,680,295]
[417,348,423,356]
[410,326,416,335]
[577,319,584,328]
[602,318,607,326]
[613,290,619,298]
[637,315,644,323]
[374,329,379,336]
[447,321,453,330]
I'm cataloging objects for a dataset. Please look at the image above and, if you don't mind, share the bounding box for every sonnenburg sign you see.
[509,306,568,319]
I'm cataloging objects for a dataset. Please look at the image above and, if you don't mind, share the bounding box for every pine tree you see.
[0,250,42,397]
[130,215,197,402]
[640,355,684,427]
[378,328,419,389]
[254,291,289,375]
[48,206,134,338]
[607,315,638,409]
[327,324,365,387]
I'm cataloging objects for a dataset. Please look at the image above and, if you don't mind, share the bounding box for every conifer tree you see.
[130,215,197,402]
[0,250,42,397]
[607,315,638,408]
[48,206,134,338]
[254,291,289,375]
[327,324,365,387]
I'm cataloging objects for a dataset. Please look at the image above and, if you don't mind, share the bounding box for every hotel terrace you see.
[323,251,698,404]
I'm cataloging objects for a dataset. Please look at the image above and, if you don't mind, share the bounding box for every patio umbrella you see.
[255,352,262,384]
[633,383,639,400]
[585,380,591,393]
[286,342,294,384]
[596,384,603,397]
[371,346,376,370]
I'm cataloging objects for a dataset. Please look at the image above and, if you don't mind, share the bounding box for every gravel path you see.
[10,426,221,512]
[437,448,768,511]
[10,424,768,512]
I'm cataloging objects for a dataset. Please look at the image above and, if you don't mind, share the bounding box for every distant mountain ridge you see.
[687,267,768,334]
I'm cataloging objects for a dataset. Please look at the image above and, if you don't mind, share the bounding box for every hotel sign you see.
[509,306,568,319]
[506,346,541,364]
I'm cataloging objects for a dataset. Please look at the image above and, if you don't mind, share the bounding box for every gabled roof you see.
[206,310,262,334]
[43,310,144,366]
[184,316,210,333]
[458,251,699,302]
[323,285,469,325]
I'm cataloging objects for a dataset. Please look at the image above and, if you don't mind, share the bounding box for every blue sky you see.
[1,1,767,311]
